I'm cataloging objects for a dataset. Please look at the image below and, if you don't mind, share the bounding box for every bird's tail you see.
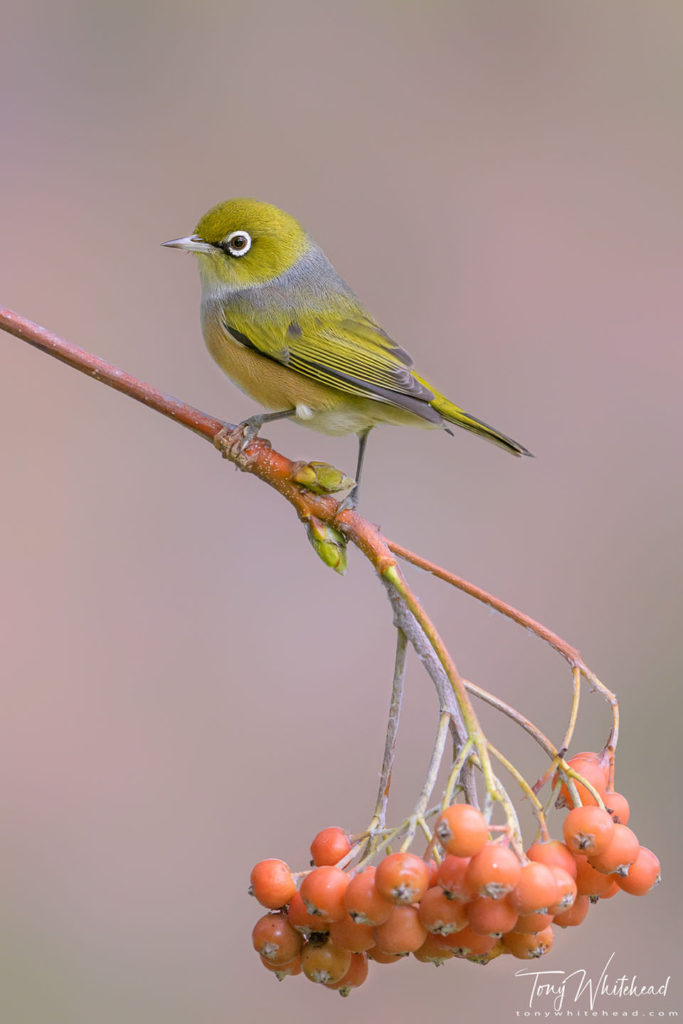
[428,389,533,458]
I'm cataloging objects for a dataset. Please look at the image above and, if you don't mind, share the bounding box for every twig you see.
[384,566,499,802]
[486,742,549,843]
[387,540,582,664]
[381,583,479,809]
[561,666,583,755]
[463,678,557,761]
[368,629,408,838]
[441,738,474,808]
[400,711,451,851]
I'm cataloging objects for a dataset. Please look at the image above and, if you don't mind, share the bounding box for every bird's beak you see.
[161,234,215,254]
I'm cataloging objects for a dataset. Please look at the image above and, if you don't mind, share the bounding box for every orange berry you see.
[513,911,554,934]
[436,854,472,899]
[343,867,394,926]
[252,912,302,965]
[441,924,496,957]
[435,804,489,857]
[413,932,456,965]
[563,805,615,855]
[547,866,577,914]
[426,859,439,887]
[374,905,428,955]
[328,913,375,953]
[554,893,590,927]
[603,791,630,825]
[466,843,521,899]
[509,862,558,915]
[311,826,352,867]
[375,852,430,905]
[554,752,609,808]
[301,937,352,985]
[417,885,469,934]
[574,854,619,897]
[250,859,297,910]
[526,839,577,878]
[600,879,621,899]
[616,846,661,896]
[466,896,518,936]
[473,938,507,964]
[325,952,369,994]
[503,925,554,959]
[588,823,640,875]
[300,866,349,923]
[287,890,328,937]
[259,953,302,979]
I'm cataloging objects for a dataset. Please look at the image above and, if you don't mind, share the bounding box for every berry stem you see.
[387,541,620,755]
[367,628,408,839]
[400,710,451,852]
[486,742,549,843]
[463,678,556,759]
[382,583,478,809]
[383,565,499,806]
[562,666,582,753]
[441,737,475,810]
[483,768,525,857]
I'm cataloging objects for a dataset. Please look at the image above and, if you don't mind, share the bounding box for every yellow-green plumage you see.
[163,198,531,461]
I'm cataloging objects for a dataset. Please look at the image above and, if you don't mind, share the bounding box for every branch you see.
[1,306,400,567]
[4,304,647,988]
[2,305,617,800]
[368,629,408,835]
[1,306,224,441]
[387,540,582,665]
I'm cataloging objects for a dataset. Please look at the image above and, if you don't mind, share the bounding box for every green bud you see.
[306,516,348,575]
[292,461,354,495]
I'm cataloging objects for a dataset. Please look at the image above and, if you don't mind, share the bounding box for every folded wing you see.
[222,309,443,424]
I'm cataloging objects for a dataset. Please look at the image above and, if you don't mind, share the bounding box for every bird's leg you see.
[234,408,297,454]
[337,428,372,513]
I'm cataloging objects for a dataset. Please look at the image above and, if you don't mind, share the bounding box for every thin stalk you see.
[400,710,451,851]
[463,678,557,760]
[383,584,479,809]
[367,629,408,837]
[486,742,549,843]
[441,738,475,809]
[384,565,498,802]
[560,666,582,754]
[388,540,620,752]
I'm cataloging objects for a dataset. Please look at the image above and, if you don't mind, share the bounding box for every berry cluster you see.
[249,757,660,994]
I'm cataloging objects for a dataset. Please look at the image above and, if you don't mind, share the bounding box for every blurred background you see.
[1,1,681,1021]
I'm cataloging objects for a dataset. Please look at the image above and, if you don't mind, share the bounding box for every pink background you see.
[2,2,681,1020]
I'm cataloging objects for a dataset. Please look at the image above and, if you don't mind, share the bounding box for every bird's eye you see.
[222,230,252,257]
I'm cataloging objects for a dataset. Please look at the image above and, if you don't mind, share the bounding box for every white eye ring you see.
[224,230,252,257]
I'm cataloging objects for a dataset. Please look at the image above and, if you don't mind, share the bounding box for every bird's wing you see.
[221,309,442,422]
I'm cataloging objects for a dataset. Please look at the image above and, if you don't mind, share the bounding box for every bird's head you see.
[162,198,309,291]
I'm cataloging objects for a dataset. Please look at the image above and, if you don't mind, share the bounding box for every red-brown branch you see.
[386,541,582,666]
[1,306,224,441]
[0,306,396,571]
[2,304,613,738]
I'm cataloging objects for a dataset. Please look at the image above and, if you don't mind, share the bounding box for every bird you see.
[163,198,531,508]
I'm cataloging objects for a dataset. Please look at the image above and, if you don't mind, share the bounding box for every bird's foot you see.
[235,413,268,455]
[212,418,268,458]
[335,484,359,515]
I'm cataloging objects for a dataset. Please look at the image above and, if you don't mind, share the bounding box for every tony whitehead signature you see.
[516,952,671,1012]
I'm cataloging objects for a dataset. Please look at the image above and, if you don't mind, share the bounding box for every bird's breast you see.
[200,301,362,431]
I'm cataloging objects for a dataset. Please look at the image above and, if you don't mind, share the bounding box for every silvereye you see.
[163,199,531,506]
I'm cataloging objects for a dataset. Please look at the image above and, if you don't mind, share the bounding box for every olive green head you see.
[162,198,310,288]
